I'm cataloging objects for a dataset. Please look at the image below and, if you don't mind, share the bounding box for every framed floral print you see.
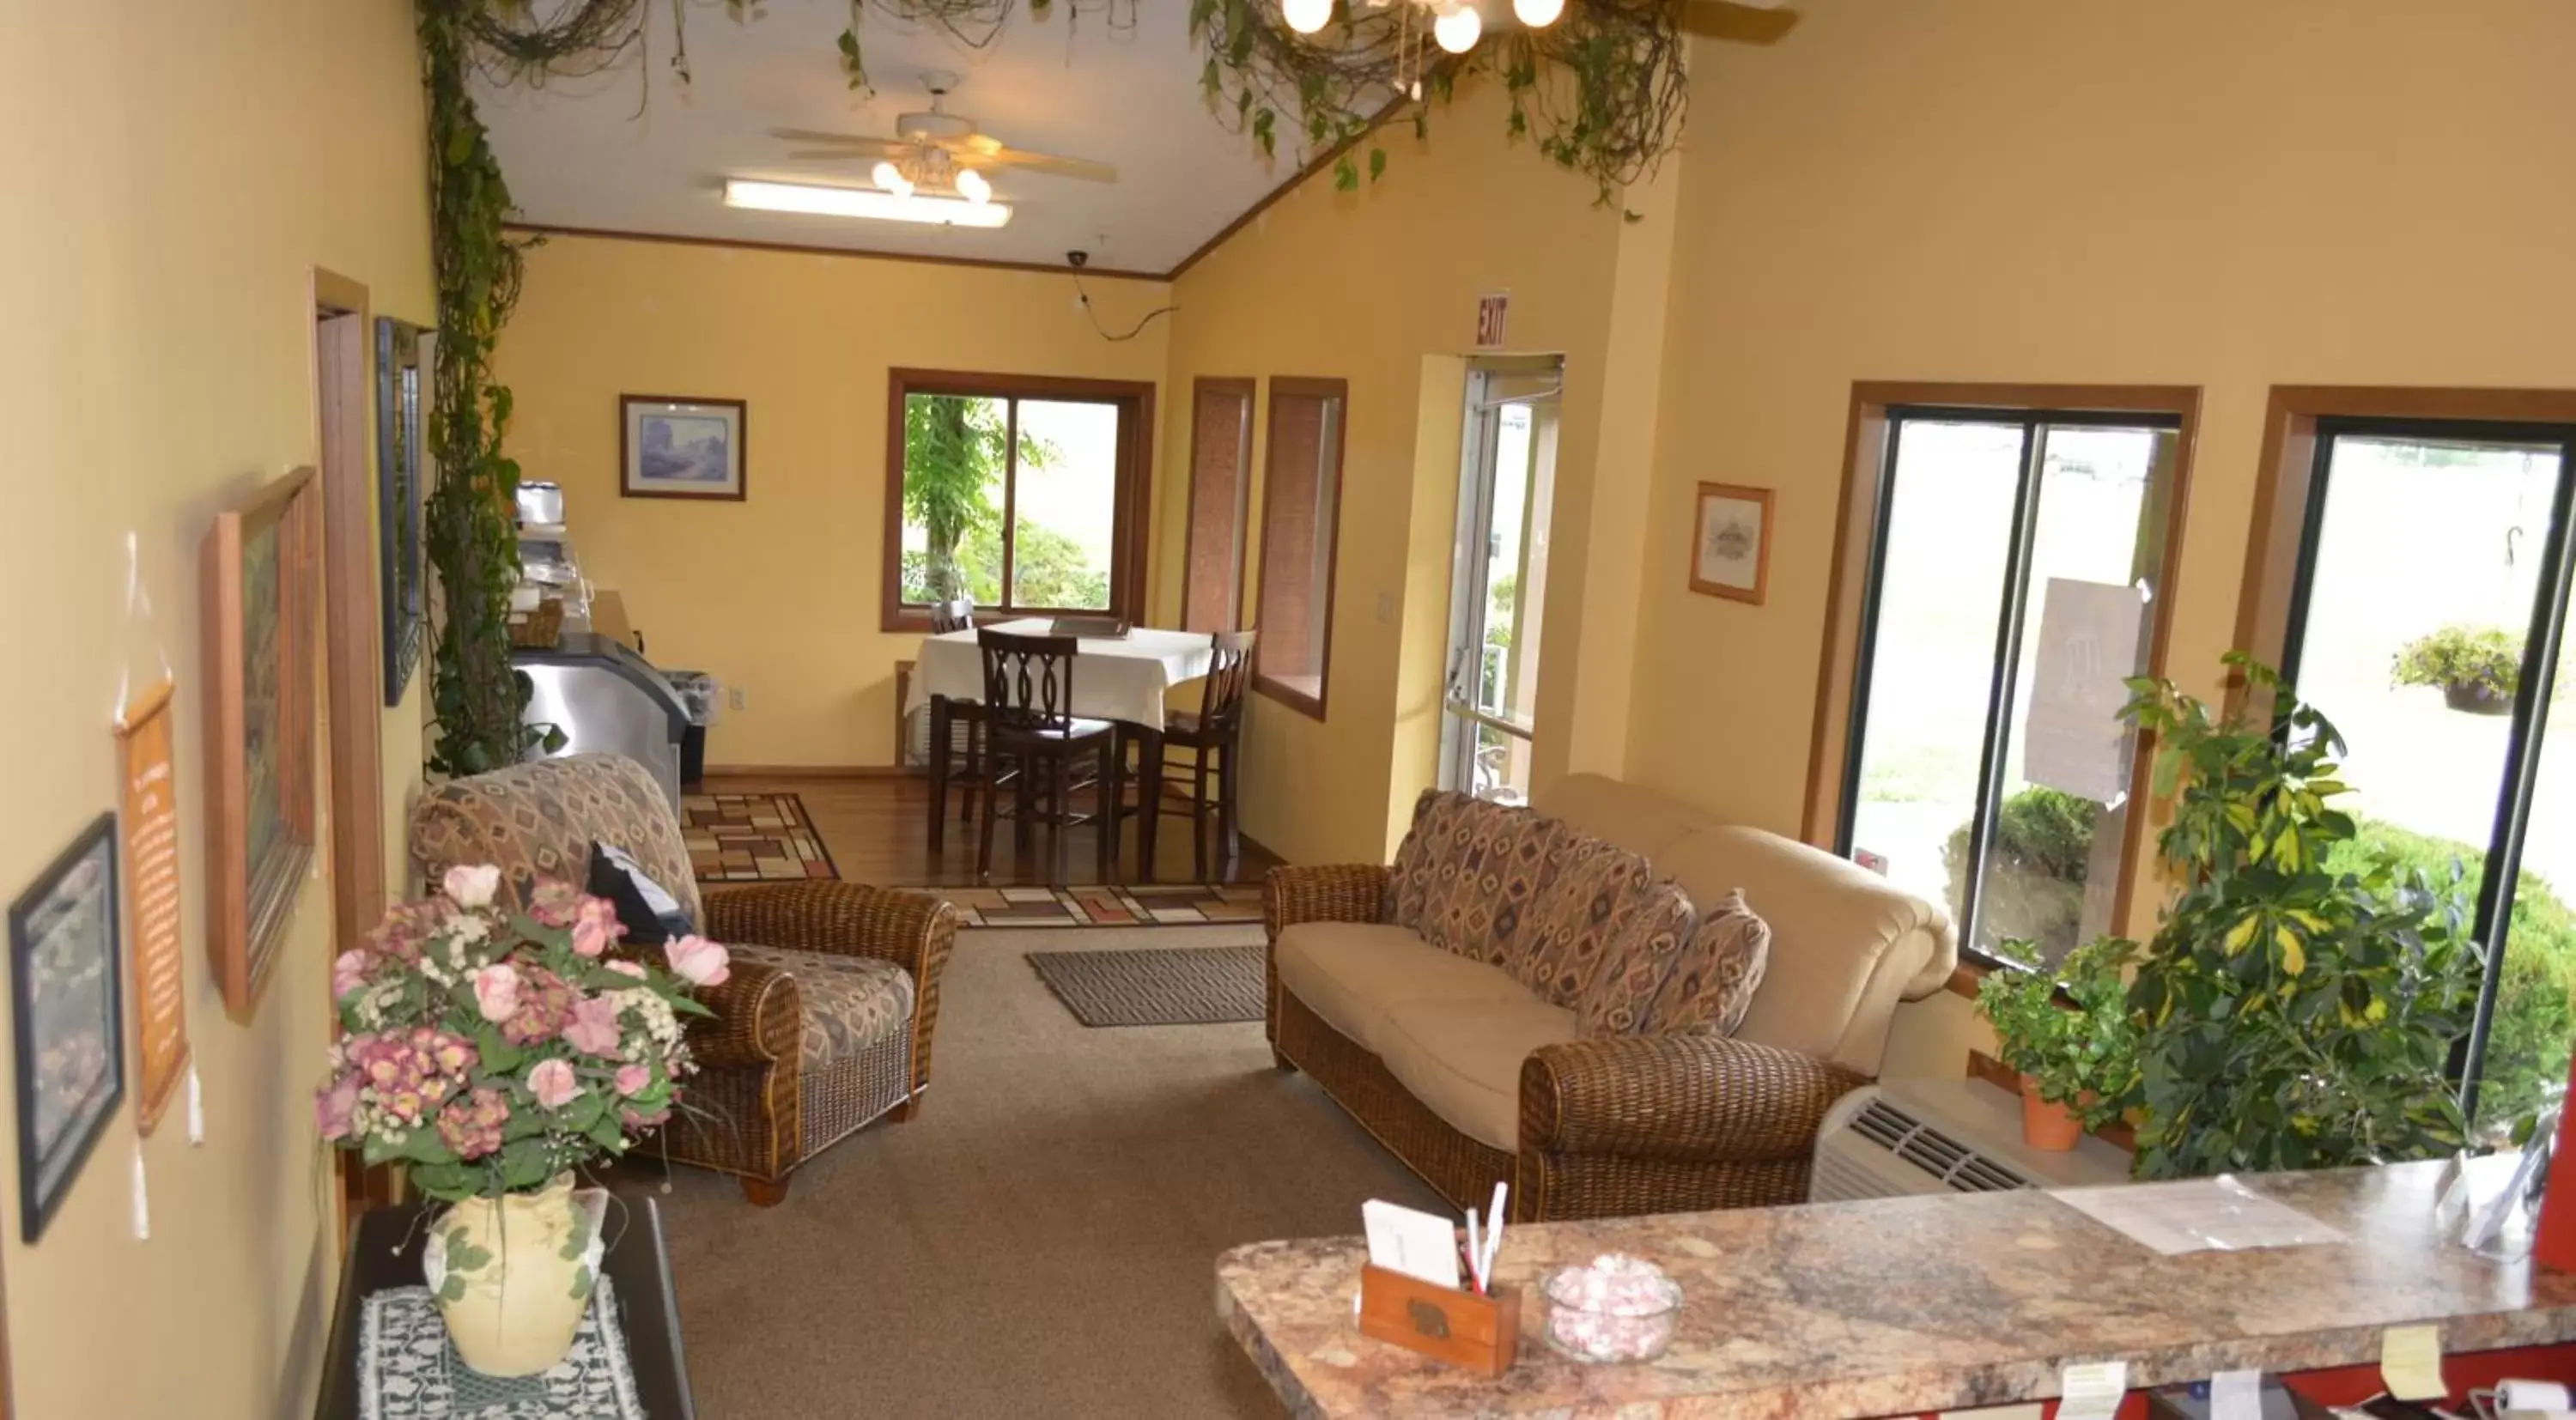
[1689,481,1773,605]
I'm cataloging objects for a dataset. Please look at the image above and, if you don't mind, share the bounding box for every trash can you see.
[661,671,720,788]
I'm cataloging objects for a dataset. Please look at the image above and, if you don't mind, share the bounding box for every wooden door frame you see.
[312,268,393,1218]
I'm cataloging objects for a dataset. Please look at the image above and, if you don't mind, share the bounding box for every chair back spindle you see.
[930,597,977,634]
[1200,630,1259,739]
[977,628,1080,737]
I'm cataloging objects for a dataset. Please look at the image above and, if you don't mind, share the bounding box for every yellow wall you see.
[493,236,1172,768]
[0,2,431,1416]
[1159,82,1659,866]
[1621,0,2576,1071]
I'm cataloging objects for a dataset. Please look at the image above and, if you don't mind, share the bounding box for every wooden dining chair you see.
[1133,630,1257,882]
[975,628,1122,885]
[926,598,991,828]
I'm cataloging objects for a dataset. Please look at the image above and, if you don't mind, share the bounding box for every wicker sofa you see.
[410,754,957,1206]
[1265,774,1955,1223]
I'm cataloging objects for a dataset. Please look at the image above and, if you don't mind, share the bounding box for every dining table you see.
[908,618,1217,881]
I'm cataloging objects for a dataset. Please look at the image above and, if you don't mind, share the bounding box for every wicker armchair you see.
[410,754,957,1206]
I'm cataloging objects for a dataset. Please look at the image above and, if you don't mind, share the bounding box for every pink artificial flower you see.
[436,1086,509,1161]
[529,1058,581,1109]
[562,995,623,1056]
[614,1063,651,1096]
[471,962,522,1023]
[315,1074,361,1141]
[530,878,586,928]
[331,950,370,1002]
[501,967,577,1046]
[442,864,503,910]
[605,959,647,979]
[570,913,617,960]
[665,935,731,987]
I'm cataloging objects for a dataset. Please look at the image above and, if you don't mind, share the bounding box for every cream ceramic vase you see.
[428,1174,596,1377]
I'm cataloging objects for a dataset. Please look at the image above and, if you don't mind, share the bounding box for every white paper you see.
[185,1063,204,1146]
[2049,1176,2347,1255]
[2211,1368,2263,1420]
[2058,1361,2128,1420]
[2022,578,2148,804]
[2501,1381,2572,1413]
[1940,1406,2042,1420]
[1361,1199,1460,1290]
[2381,1324,2445,1402]
[131,1141,150,1241]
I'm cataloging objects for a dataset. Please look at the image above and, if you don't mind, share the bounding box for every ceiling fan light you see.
[1432,3,1481,53]
[1511,0,1562,26]
[870,160,912,196]
[956,168,992,204]
[722,179,1011,228]
[1281,0,1333,33]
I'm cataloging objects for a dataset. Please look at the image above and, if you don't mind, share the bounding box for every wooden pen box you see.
[1357,1263,1522,1376]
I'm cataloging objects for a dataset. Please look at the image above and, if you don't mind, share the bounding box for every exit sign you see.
[1475,291,1509,349]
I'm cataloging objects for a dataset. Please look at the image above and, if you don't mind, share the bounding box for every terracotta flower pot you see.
[2019,1074,2084,1153]
[429,1174,597,1377]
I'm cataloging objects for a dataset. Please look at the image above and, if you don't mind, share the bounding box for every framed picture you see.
[203,466,320,1019]
[10,813,124,1244]
[1689,481,1773,604]
[376,318,427,706]
[621,394,747,501]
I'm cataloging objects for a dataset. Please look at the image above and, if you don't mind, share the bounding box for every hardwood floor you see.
[696,770,1281,887]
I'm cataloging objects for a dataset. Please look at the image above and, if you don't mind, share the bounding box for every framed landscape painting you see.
[376,317,427,705]
[1689,481,1773,605]
[622,394,747,501]
[10,812,124,1244]
[203,466,319,1019]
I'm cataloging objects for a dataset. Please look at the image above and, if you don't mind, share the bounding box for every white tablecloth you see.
[908,620,1215,729]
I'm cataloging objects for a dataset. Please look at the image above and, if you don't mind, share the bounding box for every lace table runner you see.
[359,1274,645,1419]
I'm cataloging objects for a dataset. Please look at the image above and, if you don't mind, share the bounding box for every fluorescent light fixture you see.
[723,179,1011,228]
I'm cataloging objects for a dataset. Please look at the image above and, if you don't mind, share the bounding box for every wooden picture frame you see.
[10,812,124,1243]
[375,318,427,705]
[1689,481,1773,604]
[202,466,320,1020]
[621,394,748,501]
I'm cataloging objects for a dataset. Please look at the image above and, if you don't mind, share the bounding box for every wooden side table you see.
[313,1192,695,1418]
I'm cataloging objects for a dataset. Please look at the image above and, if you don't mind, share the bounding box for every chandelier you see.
[1279,0,1561,57]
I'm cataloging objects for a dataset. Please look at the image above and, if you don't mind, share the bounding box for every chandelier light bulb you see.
[1432,3,1481,53]
[956,167,992,204]
[1512,0,1563,26]
[1282,0,1333,34]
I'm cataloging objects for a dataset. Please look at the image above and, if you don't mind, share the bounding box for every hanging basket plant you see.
[2391,624,2524,717]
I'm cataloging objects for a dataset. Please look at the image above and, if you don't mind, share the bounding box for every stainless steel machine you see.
[516,632,690,809]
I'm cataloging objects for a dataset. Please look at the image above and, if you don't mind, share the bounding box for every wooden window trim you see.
[2236,385,2576,699]
[1182,376,1257,632]
[879,367,1157,633]
[1801,381,2202,951]
[1253,375,1349,720]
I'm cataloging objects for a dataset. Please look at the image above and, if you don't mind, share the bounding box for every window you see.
[1440,361,1560,804]
[1252,377,1347,718]
[1806,385,2194,972]
[881,369,1153,629]
[2240,388,2576,1130]
[1182,377,1255,632]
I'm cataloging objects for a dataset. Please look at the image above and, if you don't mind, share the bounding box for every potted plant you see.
[2391,624,2524,714]
[1975,937,2136,1150]
[314,865,731,1376]
[2117,654,2480,1178]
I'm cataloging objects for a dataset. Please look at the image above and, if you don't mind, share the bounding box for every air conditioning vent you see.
[1809,1080,2129,1203]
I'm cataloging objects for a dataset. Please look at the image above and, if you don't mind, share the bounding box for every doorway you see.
[1437,358,1561,804]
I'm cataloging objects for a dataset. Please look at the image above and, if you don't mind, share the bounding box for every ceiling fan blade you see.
[767,126,909,150]
[974,147,1119,182]
[785,149,889,161]
[1678,0,1798,42]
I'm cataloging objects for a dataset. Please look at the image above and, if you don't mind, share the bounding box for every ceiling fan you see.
[771,73,1118,203]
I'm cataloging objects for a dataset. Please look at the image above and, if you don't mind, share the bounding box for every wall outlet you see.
[728,686,748,713]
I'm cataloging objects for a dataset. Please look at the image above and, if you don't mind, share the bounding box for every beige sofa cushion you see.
[1638,887,1771,1035]
[1272,921,1534,1056]
[1387,789,1570,968]
[1377,996,1577,1152]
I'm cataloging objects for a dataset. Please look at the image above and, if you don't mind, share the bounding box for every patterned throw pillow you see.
[1387,789,1569,966]
[1516,838,1695,1017]
[1638,888,1771,1035]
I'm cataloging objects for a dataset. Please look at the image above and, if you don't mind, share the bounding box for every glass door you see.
[1439,362,1560,803]
[2278,417,2576,1127]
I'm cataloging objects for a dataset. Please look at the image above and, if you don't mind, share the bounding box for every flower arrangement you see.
[314,865,731,1202]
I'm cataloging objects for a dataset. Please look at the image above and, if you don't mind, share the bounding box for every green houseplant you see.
[2118,653,2481,1179]
[1974,936,2136,1150]
[1947,786,2102,962]
[2391,624,2524,713]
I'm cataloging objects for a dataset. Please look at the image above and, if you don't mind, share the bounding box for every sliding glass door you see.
[1836,407,2182,969]
[1440,363,1559,804]
[2276,417,2576,1126]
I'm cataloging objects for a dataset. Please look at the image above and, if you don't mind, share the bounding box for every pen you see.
[1465,1207,1484,1295]
[1480,1182,1508,1287]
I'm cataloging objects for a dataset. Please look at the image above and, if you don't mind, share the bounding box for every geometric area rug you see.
[681,792,840,884]
[1024,944,1267,1026]
[891,881,1265,929]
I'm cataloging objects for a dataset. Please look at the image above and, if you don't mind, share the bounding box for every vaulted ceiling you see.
[472,6,1295,275]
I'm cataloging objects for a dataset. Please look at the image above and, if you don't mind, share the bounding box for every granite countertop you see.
[1217,1159,2576,1418]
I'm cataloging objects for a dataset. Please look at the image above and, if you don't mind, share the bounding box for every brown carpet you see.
[647,923,1444,1417]
[1026,944,1267,1026]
